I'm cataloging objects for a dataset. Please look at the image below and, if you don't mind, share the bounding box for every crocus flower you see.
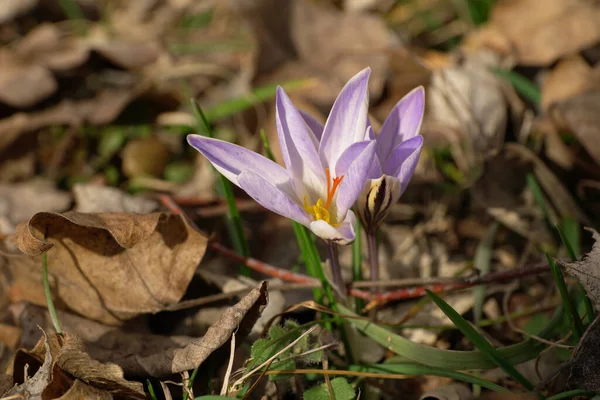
[357,87,424,232]
[187,68,376,245]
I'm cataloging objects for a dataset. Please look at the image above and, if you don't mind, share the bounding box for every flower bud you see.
[356,175,400,232]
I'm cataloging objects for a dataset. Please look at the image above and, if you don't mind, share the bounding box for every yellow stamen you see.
[303,169,344,225]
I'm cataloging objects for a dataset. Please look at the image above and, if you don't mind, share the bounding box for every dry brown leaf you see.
[427,51,507,167]
[540,314,600,393]
[0,50,57,108]
[7,211,207,325]
[73,183,158,214]
[55,379,112,400]
[560,228,600,310]
[0,0,37,23]
[0,180,71,235]
[490,0,600,65]
[121,136,171,178]
[10,283,268,377]
[291,0,391,101]
[541,56,593,111]
[551,90,600,168]
[4,330,53,399]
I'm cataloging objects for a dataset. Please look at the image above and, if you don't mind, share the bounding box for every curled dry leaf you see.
[0,50,57,108]
[559,228,600,311]
[541,314,600,393]
[7,211,207,325]
[541,56,594,111]
[489,0,600,65]
[3,330,53,399]
[9,282,268,377]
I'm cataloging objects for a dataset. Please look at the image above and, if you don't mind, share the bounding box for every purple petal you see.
[377,86,425,163]
[319,68,370,168]
[383,135,423,195]
[276,87,325,183]
[238,170,311,226]
[334,140,377,221]
[187,135,288,187]
[300,110,324,142]
[310,211,356,245]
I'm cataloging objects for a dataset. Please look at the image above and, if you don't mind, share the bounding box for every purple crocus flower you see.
[187,68,376,245]
[357,87,425,232]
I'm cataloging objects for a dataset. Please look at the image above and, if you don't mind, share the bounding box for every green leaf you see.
[426,290,534,390]
[492,68,541,105]
[304,377,355,400]
[337,304,563,370]
[547,253,584,340]
[358,364,509,393]
[98,129,126,159]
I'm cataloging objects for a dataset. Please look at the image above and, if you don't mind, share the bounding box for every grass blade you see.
[546,253,584,340]
[337,304,563,370]
[42,252,62,335]
[492,68,541,105]
[426,290,534,390]
[191,100,251,276]
[556,220,594,322]
[358,364,509,393]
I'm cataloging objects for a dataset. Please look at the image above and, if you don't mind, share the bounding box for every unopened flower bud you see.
[357,175,400,232]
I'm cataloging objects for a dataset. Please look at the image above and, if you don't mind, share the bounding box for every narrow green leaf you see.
[147,380,158,400]
[492,68,541,105]
[546,253,584,340]
[352,219,364,313]
[338,304,563,370]
[546,389,594,400]
[527,173,557,225]
[202,80,313,123]
[182,367,199,400]
[426,290,534,390]
[358,364,509,393]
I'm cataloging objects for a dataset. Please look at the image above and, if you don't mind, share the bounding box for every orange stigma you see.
[325,168,344,209]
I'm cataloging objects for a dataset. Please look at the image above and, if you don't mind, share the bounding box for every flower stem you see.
[42,252,62,335]
[327,241,346,297]
[367,231,379,291]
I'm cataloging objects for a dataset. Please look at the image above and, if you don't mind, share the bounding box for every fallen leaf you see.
[541,314,600,393]
[559,228,600,310]
[0,180,71,234]
[490,0,600,65]
[55,379,112,400]
[427,50,507,168]
[7,211,207,324]
[122,136,171,178]
[541,56,593,111]
[0,0,37,24]
[8,288,267,377]
[4,330,53,399]
[551,90,600,168]
[291,0,391,101]
[0,50,57,108]
[73,183,158,214]
[419,383,474,400]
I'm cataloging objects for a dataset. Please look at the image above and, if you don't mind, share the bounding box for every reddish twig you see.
[158,195,550,308]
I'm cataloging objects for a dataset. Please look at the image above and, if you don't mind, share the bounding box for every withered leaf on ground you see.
[559,228,600,310]
[9,283,268,377]
[551,90,600,168]
[489,0,600,65]
[0,50,57,108]
[4,330,53,399]
[73,183,158,214]
[7,211,207,325]
[540,314,600,393]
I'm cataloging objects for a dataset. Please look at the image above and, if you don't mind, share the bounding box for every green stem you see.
[42,252,63,335]
[366,230,379,289]
[352,220,364,312]
[327,241,346,297]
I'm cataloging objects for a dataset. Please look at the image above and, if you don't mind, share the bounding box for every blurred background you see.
[2,0,600,397]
